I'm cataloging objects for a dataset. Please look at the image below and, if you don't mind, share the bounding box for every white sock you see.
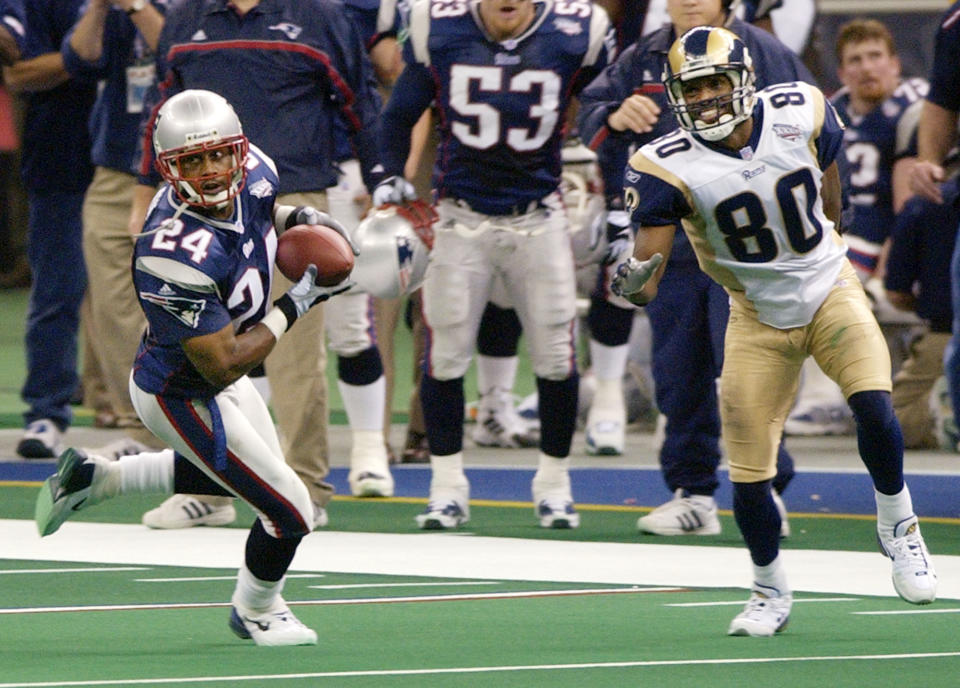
[754,556,790,596]
[338,375,386,431]
[117,449,175,495]
[589,339,629,382]
[476,354,518,396]
[232,564,285,613]
[429,452,467,490]
[351,429,388,464]
[533,452,570,487]
[876,485,915,532]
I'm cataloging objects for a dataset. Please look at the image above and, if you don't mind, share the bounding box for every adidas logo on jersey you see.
[159,283,175,296]
[247,179,274,198]
[191,30,207,41]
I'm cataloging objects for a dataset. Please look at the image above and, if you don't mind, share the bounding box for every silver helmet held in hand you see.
[153,89,249,208]
[351,201,436,298]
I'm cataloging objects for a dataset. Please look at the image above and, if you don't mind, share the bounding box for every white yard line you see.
[3,518,960,599]
[2,652,960,687]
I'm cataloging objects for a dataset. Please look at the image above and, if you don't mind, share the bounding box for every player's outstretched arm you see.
[611,223,675,305]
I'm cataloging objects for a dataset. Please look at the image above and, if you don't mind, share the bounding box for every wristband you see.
[261,307,290,342]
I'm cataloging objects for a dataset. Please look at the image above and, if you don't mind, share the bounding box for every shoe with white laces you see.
[531,473,580,529]
[878,515,937,604]
[348,440,394,498]
[637,488,721,536]
[142,494,236,529]
[783,405,854,436]
[229,601,317,646]
[471,388,539,449]
[771,489,790,539]
[35,448,115,536]
[727,583,792,637]
[584,401,625,456]
[17,419,62,459]
[415,487,470,530]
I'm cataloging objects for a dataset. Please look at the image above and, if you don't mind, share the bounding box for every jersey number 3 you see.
[449,65,560,151]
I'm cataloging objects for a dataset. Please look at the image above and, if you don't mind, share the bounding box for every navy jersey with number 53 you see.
[132,145,279,399]
[382,0,615,215]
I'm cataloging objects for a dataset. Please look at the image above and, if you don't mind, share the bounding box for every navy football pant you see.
[21,191,87,430]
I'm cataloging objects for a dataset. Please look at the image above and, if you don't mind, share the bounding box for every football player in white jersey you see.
[613,27,937,636]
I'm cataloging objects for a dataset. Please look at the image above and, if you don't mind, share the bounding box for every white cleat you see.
[229,601,317,646]
[878,515,937,604]
[637,489,720,536]
[17,418,62,459]
[142,494,236,529]
[415,487,470,530]
[584,401,625,456]
[472,388,539,448]
[531,472,579,529]
[771,489,790,539]
[728,583,792,637]
[783,405,854,436]
[348,441,394,498]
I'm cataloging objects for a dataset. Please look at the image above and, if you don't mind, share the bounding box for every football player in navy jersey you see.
[831,19,926,282]
[909,0,960,450]
[374,0,616,530]
[613,27,937,636]
[35,90,352,647]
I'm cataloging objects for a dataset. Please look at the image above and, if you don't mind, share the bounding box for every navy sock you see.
[536,374,579,457]
[732,480,780,567]
[245,519,301,582]
[848,390,904,495]
[421,374,465,455]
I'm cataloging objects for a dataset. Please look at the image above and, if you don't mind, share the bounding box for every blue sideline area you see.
[5,462,958,520]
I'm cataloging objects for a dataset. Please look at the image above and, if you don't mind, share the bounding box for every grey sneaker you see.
[35,448,112,536]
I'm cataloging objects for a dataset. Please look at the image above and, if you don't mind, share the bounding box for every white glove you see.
[293,206,359,256]
[603,210,633,265]
[372,175,417,207]
[280,265,353,319]
[610,253,664,304]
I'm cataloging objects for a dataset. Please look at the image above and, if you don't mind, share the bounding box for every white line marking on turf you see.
[666,598,857,607]
[135,574,324,583]
[2,652,960,686]
[307,581,499,590]
[0,587,681,615]
[0,567,149,575]
[853,608,960,615]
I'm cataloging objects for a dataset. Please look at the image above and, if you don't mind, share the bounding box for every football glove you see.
[603,210,633,265]
[610,253,664,304]
[372,175,417,207]
[276,265,353,321]
[291,206,359,256]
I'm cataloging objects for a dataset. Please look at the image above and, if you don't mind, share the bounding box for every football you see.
[276,224,354,287]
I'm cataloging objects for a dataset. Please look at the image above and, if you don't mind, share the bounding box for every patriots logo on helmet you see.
[140,291,206,328]
[396,236,416,291]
